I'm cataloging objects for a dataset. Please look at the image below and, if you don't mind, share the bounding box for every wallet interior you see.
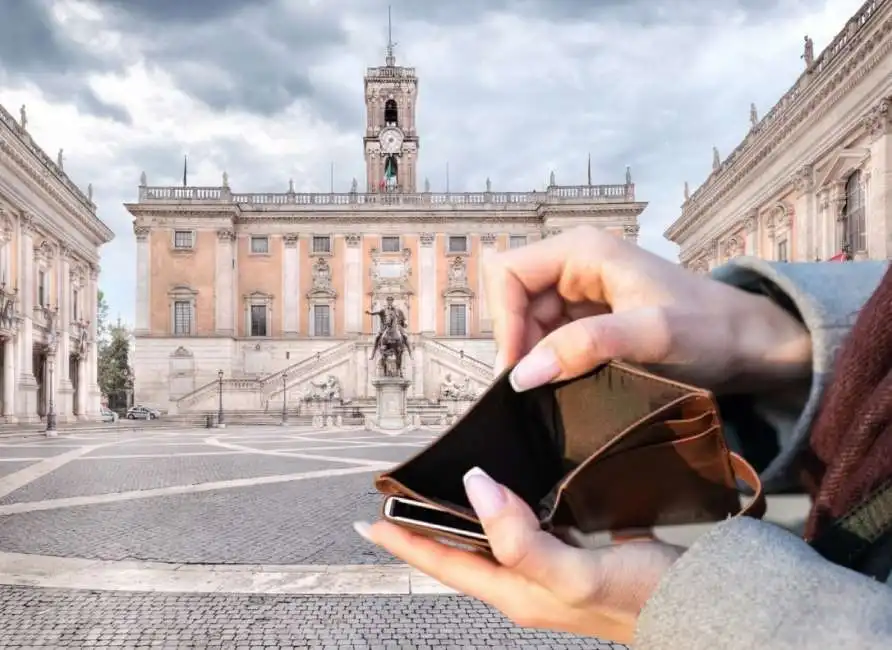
[375,361,742,533]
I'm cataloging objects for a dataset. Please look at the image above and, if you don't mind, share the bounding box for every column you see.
[479,233,497,333]
[623,224,640,245]
[419,233,436,334]
[283,234,299,335]
[344,234,362,333]
[3,338,14,420]
[215,229,235,335]
[134,225,150,334]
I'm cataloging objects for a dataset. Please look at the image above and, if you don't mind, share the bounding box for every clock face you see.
[380,127,404,154]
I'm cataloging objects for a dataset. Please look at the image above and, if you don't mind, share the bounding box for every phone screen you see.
[385,497,487,540]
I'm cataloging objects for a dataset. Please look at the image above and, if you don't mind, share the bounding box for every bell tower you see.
[363,7,419,193]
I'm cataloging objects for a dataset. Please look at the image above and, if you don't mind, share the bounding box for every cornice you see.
[0,137,114,245]
[667,7,892,242]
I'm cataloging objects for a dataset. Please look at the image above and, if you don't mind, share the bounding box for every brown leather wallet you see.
[375,360,766,551]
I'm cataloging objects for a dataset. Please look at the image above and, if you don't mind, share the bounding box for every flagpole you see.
[446,162,450,193]
[587,153,592,186]
[330,162,334,193]
[183,155,188,187]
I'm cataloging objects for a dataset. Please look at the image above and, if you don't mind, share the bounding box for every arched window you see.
[842,170,866,253]
[384,155,398,189]
[384,99,398,126]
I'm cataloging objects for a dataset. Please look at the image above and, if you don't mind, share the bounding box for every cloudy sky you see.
[0,0,864,324]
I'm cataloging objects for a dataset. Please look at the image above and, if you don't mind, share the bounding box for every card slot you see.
[600,407,717,459]
[547,426,741,533]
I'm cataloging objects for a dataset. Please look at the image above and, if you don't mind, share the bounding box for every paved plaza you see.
[0,426,629,649]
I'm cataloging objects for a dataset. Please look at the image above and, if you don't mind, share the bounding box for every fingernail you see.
[509,347,560,392]
[463,467,506,518]
[353,521,373,542]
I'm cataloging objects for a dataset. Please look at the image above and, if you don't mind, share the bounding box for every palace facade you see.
[666,0,891,268]
[127,45,647,418]
[0,103,114,423]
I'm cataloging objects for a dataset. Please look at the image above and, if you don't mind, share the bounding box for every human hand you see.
[355,467,682,644]
[483,226,811,393]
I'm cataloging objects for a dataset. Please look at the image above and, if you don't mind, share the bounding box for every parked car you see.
[100,407,118,423]
[126,405,160,420]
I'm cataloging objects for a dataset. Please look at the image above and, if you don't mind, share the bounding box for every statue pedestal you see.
[372,377,411,430]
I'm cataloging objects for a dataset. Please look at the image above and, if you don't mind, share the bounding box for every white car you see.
[100,407,118,423]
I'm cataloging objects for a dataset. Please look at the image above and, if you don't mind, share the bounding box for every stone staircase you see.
[172,335,494,422]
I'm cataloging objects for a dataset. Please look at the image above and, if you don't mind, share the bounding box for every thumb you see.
[508,308,672,392]
[463,467,601,598]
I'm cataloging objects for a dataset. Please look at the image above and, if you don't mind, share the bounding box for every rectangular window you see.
[777,240,789,263]
[250,236,269,254]
[250,304,267,336]
[37,270,46,307]
[448,304,467,336]
[448,236,468,253]
[381,236,400,252]
[173,231,193,249]
[314,304,331,337]
[509,235,527,249]
[173,301,192,335]
[312,236,331,253]
[72,289,79,320]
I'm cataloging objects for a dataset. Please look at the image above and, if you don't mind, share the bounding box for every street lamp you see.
[44,305,58,437]
[281,371,289,425]
[217,369,224,427]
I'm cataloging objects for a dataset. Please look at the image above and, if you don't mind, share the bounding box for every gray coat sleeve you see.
[634,258,892,650]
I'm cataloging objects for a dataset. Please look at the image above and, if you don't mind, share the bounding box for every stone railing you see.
[0,103,96,212]
[137,183,636,208]
[176,339,358,409]
[682,0,884,213]
[420,337,494,381]
[259,340,357,397]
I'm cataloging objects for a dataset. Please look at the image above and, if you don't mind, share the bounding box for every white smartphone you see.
[382,495,488,542]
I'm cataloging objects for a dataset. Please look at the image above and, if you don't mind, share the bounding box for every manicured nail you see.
[463,467,506,518]
[353,521,373,542]
[509,347,560,392]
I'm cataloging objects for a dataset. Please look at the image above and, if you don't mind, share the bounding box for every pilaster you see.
[57,247,74,421]
[864,96,892,258]
[16,214,37,422]
[792,165,815,261]
[478,233,497,333]
[87,264,101,418]
[623,223,640,245]
[134,225,151,334]
[419,233,436,334]
[742,210,758,255]
[344,234,362,333]
[283,234,300,335]
[215,229,235,335]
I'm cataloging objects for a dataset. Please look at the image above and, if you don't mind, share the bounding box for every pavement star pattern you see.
[0,426,620,649]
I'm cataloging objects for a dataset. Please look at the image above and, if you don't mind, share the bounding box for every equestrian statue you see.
[367,296,412,377]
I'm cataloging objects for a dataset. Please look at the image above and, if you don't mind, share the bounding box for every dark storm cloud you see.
[397,0,794,26]
[97,1,351,120]
[0,0,130,121]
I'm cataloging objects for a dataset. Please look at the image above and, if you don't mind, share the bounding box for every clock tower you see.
[363,9,419,193]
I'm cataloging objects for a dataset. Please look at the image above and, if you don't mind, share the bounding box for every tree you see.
[98,317,133,411]
[96,289,110,345]
[96,291,131,410]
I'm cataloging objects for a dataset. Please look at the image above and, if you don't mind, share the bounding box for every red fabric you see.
[802,265,892,540]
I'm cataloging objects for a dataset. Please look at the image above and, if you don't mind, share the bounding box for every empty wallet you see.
[374,360,766,551]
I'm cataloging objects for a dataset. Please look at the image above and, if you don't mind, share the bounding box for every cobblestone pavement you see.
[0,426,622,648]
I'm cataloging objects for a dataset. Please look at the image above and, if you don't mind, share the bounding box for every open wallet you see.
[374,360,767,552]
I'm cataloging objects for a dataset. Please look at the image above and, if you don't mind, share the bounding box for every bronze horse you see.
[376,315,410,377]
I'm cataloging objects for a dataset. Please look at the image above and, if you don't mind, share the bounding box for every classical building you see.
[127,41,647,418]
[0,103,114,423]
[666,0,891,268]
